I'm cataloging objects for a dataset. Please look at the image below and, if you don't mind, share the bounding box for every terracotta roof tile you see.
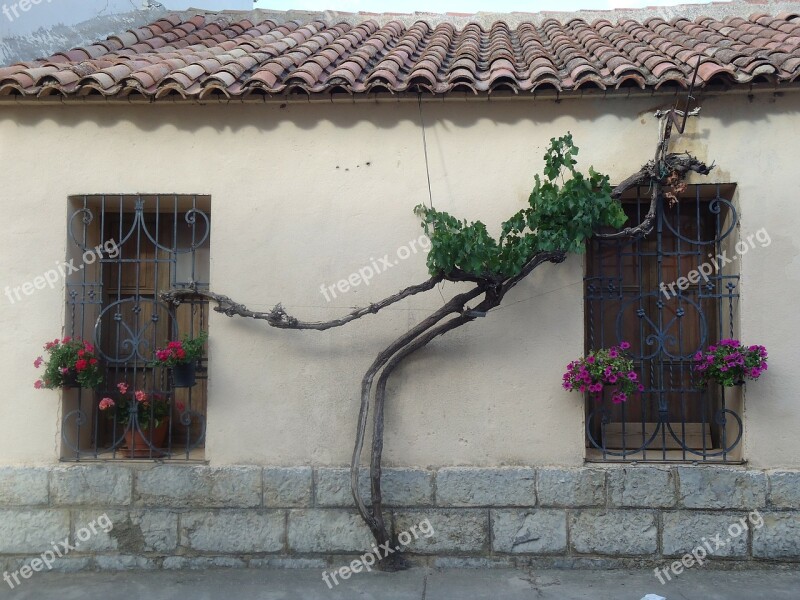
[3,11,800,100]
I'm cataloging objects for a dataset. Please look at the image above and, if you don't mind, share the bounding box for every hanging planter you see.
[171,361,197,388]
[150,330,207,389]
[33,337,103,391]
[562,341,644,404]
[693,340,768,388]
[61,369,80,389]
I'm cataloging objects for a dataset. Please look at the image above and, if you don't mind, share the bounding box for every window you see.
[584,184,743,463]
[61,195,210,461]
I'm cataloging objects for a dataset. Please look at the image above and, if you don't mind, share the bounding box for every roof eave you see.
[0,81,796,106]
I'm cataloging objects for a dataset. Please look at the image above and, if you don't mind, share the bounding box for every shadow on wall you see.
[3,89,794,136]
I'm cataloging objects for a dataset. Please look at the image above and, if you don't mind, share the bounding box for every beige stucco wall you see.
[0,91,797,468]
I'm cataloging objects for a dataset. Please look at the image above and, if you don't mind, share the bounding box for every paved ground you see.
[3,567,800,599]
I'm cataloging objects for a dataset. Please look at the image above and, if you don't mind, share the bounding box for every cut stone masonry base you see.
[0,464,798,572]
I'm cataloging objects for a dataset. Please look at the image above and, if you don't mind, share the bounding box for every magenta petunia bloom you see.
[694,339,768,387]
[563,345,638,402]
[611,392,627,404]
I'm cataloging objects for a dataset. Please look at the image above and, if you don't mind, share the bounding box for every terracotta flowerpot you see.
[122,421,169,458]
[171,361,197,388]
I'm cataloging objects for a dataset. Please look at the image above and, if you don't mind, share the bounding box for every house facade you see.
[0,3,798,571]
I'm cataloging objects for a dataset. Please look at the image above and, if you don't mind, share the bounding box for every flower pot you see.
[122,421,169,458]
[61,369,80,389]
[171,361,197,388]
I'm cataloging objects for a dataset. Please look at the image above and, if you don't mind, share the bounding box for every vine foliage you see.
[415,134,626,280]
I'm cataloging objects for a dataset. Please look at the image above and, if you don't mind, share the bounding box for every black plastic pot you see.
[62,369,80,389]
[172,361,197,388]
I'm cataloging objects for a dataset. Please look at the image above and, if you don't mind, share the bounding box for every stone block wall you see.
[0,464,797,572]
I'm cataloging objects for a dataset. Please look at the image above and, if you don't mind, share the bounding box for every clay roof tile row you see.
[2,11,800,100]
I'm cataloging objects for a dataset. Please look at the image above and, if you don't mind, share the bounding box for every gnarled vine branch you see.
[161,107,712,570]
[595,152,713,240]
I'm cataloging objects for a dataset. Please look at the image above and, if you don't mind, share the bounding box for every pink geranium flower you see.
[34,337,103,391]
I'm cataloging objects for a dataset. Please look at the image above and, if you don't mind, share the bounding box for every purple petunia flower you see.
[612,392,627,404]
